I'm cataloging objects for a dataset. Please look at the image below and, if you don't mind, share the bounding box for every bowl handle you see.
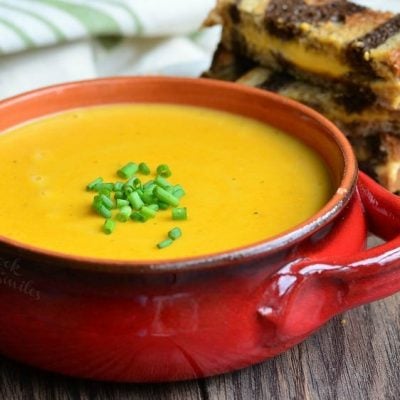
[258,172,400,343]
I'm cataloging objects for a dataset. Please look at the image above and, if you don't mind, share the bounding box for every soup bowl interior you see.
[0,77,357,270]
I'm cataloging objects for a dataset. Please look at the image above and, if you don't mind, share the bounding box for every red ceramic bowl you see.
[0,77,399,382]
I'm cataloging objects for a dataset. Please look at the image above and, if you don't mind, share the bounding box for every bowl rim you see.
[0,76,357,274]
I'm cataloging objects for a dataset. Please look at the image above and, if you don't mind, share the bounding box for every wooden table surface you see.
[1,292,399,400]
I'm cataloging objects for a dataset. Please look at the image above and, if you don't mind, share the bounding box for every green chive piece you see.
[131,211,145,222]
[87,161,187,242]
[96,182,114,192]
[98,188,111,197]
[142,190,155,205]
[127,177,141,189]
[113,182,124,191]
[127,191,144,210]
[155,187,179,207]
[143,180,155,190]
[157,238,174,249]
[93,203,112,219]
[172,207,187,220]
[123,185,134,194]
[93,182,103,192]
[117,162,138,179]
[173,189,185,199]
[114,191,125,200]
[158,201,169,210]
[148,204,159,211]
[100,194,114,210]
[103,219,116,234]
[168,227,182,240]
[140,206,157,219]
[87,177,103,191]
[116,205,132,222]
[92,196,101,209]
[156,164,172,178]
[116,199,129,208]
[139,162,151,175]
[173,185,186,199]
[155,175,172,189]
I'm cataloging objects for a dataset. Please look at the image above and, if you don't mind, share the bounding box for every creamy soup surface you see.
[0,104,333,261]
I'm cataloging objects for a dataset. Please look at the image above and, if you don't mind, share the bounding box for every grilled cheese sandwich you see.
[205,0,400,109]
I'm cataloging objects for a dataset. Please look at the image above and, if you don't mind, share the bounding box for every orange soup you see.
[0,104,333,260]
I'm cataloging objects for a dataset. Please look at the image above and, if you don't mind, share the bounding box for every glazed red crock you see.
[0,77,400,383]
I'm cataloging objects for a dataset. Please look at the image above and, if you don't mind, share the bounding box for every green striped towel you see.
[0,0,216,54]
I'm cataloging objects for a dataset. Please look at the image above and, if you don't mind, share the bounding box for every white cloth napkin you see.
[0,0,399,100]
[0,0,220,99]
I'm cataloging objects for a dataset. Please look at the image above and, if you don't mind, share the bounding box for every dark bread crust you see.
[347,14,400,76]
[265,0,365,40]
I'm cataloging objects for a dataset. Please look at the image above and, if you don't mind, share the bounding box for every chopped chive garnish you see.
[87,177,103,191]
[113,182,124,191]
[116,205,132,222]
[117,162,138,179]
[126,177,135,186]
[173,189,185,199]
[96,183,114,192]
[93,203,112,219]
[143,180,155,190]
[116,199,129,208]
[142,190,155,205]
[93,182,103,192]
[156,164,172,178]
[87,161,186,247]
[100,194,114,210]
[139,162,151,175]
[114,191,125,200]
[123,185,134,194]
[173,185,186,199]
[127,191,144,210]
[172,207,187,220]
[98,188,111,196]
[127,177,141,189]
[103,219,116,234]
[154,187,179,207]
[131,211,145,222]
[157,238,174,249]
[158,201,169,210]
[155,175,172,189]
[92,196,102,208]
[140,206,157,219]
[168,227,182,240]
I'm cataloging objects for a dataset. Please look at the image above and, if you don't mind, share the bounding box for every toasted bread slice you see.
[205,44,400,137]
[205,0,400,109]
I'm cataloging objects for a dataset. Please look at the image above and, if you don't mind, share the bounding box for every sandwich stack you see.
[204,0,400,193]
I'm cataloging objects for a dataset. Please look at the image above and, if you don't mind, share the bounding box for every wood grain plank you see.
[202,293,400,400]
[0,293,399,400]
